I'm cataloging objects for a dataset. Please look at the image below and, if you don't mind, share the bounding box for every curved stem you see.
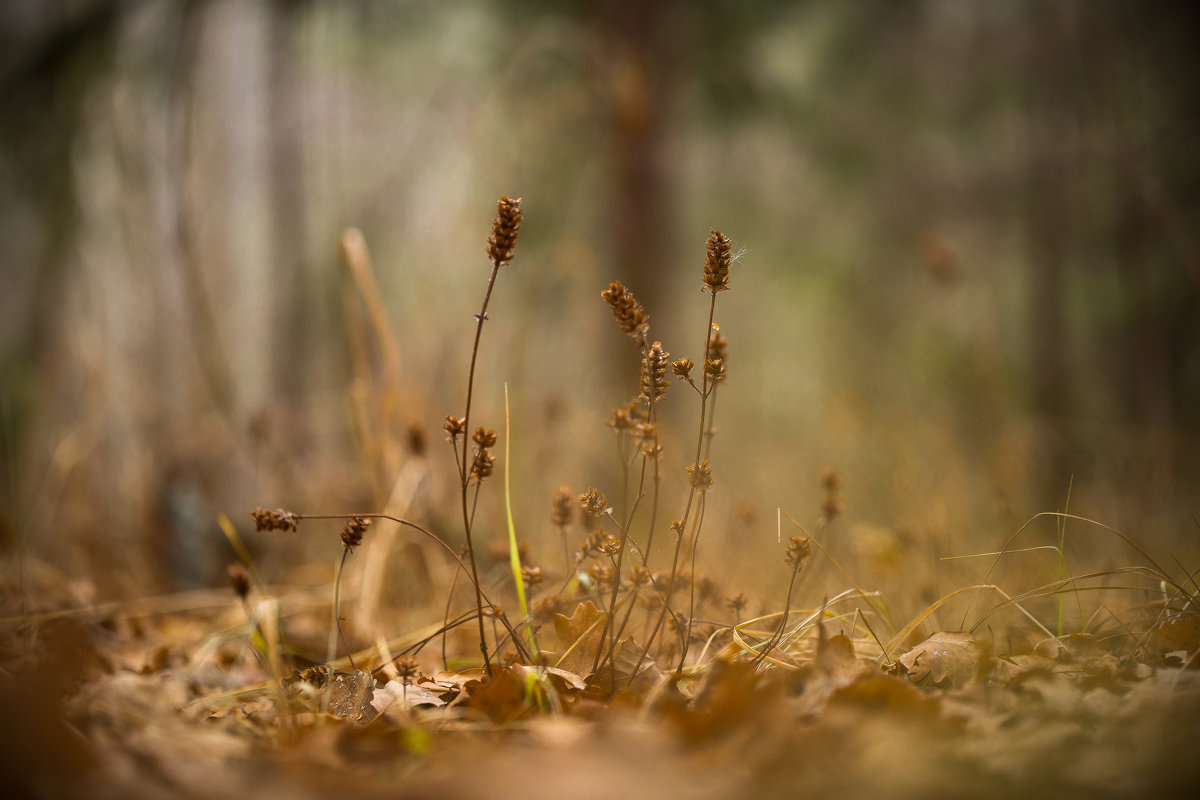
[457,261,503,676]
[333,548,357,671]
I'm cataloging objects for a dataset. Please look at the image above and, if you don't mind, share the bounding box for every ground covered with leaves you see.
[4,564,1199,800]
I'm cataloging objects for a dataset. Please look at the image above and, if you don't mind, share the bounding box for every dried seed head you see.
[629,564,652,587]
[443,415,466,440]
[635,422,657,443]
[725,592,748,613]
[578,488,609,522]
[550,487,574,529]
[702,229,733,294]
[601,281,649,344]
[486,196,523,267]
[472,427,498,448]
[706,323,728,384]
[251,507,300,533]
[819,467,844,522]
[703,358,726,383]
[697,575,718,602]
[470,448,495,482]
[628,398,649,424]
[340,516,370,549]
[671,357,694,379]
[608,405,634,431]
[820,467,842,492]
[586,561,615,590]
[686,460,714,493]
[395,655,419,683]
[596,533,622,556]
[283,664,332,690]
[785,535,813,569]
[640,341,670,403]
[821,494,845,522]
[228,563,251,600]
[521,565,545,588]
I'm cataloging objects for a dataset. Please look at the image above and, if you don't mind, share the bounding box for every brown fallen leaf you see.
[1147,616,1200,660]
[465,666,529,722]
[552,601,607,677]
[325,670,377,722]
[511,664,587,692]
[898,632,980,688]
[371,679,448,717]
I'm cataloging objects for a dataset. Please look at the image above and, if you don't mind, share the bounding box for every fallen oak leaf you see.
[552,601,607,677]
[898,632,980,688]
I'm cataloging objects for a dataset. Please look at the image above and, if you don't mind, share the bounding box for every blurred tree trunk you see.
[596,0,676,331]
[267,0,311,403]
[1024,0,1075,499]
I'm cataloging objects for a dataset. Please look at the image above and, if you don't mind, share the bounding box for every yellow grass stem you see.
[504,383,537,659]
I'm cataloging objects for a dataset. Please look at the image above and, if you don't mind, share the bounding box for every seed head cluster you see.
[486,196,523,267]
[550,486,574,529]
[702,228,733,294]
[640,341,671,404]
[686,460,714,493]
[340,516,370,549]
[251,507,300,533]
[471,427,498,482]
[785,535,813,569]
[601,281,650,345]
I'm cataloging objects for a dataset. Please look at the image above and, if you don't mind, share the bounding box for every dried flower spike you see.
[587,562,615,590]
[820,467,842,492]
[521,565,545,588]
[395,655,419,683]
[702,228,733,294]
[601,281,649,344]
[443,414,466,440]
[579,488,609,522]
[486,196,523,267]
[550,487,574,529]
[640,341,671,403]
[472,427,498,448]
[707,323,728,384]
[341,516,370,549]
[686,460,714,493]
[785,535,813,569]
[251,507,300,533]
[471,448,496,482]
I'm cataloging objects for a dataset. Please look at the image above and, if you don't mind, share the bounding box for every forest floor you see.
[4,552,1199,800]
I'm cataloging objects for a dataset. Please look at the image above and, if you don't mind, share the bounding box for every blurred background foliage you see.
[1,0,1197,625]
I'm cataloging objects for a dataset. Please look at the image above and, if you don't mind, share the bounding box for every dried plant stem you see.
[296,512,531,664]
[458,260,503,676]
[752,553,804,669]
[441,559,463,671]
[593,394,647,680]
[332,548,358,671]
[624,293,720,685]
[679,294,720,666]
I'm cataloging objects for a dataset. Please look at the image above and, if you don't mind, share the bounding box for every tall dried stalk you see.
[445,196,523,677]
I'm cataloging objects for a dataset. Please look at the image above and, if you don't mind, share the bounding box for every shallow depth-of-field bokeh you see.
[2,2,1199,797]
